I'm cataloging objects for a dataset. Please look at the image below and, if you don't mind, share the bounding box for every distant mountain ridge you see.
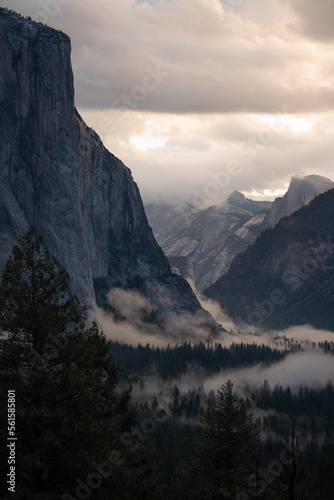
[204,188,334,331]
[146,192,271,291]
[146,175,334,292]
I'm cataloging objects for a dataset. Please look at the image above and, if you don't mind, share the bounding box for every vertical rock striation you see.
[0,9,221,337]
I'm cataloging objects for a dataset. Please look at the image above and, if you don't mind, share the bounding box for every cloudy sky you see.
[5,0,334,205]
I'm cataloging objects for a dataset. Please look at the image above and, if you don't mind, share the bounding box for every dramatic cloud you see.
[10,0,331,114]
[82,109,334,204]
[5,0,334,203]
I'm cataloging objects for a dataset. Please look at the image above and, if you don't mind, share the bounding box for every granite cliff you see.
[267,175,334,228]
[0,8,221,337]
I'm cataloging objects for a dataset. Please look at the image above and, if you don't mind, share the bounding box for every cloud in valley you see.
[195,289,334,348]
[203,350,334,395]
[129,350,334,412]
[91,282,334,355]
[89,283,334,405]
[93,287,224,346]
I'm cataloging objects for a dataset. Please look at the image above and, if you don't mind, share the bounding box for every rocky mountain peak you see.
[227,190,246,205]
[267,174,334,228]
[204,188,334,331]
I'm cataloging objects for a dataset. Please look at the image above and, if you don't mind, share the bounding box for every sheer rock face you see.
[267,175,334,228]
[0,9,221,336]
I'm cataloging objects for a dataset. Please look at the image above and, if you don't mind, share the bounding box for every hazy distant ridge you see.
[204,188,334,331]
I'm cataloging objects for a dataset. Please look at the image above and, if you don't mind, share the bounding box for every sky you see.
[4,0,334,205]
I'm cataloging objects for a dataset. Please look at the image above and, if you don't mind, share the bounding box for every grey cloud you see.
[287,0,334,41]
[165,138,210,152]
[66,0,334,114]
[129,349,334,413]
[79,106,334,206]
[5,0,334,205]
[6,0,334,114]
[93,287,224,346]
[204,351,334,395]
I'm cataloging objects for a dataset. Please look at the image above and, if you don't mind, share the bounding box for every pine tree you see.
[279,419,309,500]
[185,379,260,499]
[0,227,156,499]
